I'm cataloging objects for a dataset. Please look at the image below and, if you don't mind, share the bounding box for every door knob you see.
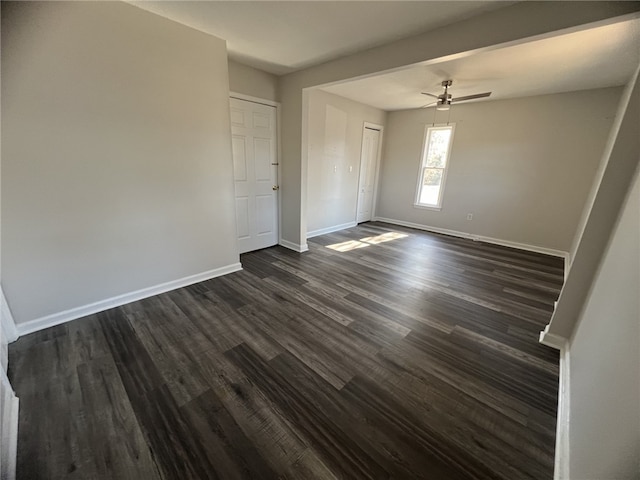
[272,185,279,191]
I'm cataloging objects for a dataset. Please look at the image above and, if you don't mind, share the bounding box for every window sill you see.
[413,204,442,211]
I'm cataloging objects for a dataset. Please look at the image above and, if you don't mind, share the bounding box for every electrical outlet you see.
[467,213,473,220]
[349,165,353,173]
[334,165,337,173]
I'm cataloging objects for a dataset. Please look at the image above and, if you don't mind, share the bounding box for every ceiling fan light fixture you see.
[436,99,451,111]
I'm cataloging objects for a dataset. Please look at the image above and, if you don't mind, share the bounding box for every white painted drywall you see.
[228,60,279,102]
[543,64,640,342]
[277,2,640,249]
[1,2,239,324]
[567,164,640,479]
[375,88,620,252]
[307,90,385,234]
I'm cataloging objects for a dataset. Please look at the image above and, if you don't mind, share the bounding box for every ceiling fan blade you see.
[421,92,440,99]
[452,92,492,103]
[421,102,437,108]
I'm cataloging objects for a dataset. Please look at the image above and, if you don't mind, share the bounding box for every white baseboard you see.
[373,217,569,259]
[554,346,571,480]
[279,239,309,253]
[15,263,243,336]
[307,221,357,239]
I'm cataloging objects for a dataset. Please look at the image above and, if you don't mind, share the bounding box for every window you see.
[415,125,454,209]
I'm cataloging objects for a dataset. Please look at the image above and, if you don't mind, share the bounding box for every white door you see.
[230,98,278,254]
[357,126,381,223]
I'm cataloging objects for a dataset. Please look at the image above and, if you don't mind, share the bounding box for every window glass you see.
[415,125,454,209]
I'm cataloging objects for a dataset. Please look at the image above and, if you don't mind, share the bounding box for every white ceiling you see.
[128,1,515,75]
[129,2,639,110]
[322,16,640,110]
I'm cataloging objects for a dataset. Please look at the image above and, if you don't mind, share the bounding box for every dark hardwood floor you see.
[8,222,564,479]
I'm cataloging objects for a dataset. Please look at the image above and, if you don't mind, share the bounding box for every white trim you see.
[16,263,242,336]
[539,324,568,350]
[279,239,309,253]
[539,322,571,479]
[300,88,311,252]
[307,221,357,239]
[0,288,18,343]
[363,122,383,131]
[276,100,283,250]
[1,367,19,480]
[538,326,570,479]
[373,216,569,259]
[554,345,571,480]
[229,91,279,108]
[413,204,442,212]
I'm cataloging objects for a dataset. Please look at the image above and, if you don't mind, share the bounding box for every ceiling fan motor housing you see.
[437,94,452,110]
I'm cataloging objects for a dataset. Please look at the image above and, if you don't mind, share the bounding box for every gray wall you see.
[228,60,279,102]
[1,1,239,324]
[375,88,621,253]
[307,90,385,234]
[568,165,639,478]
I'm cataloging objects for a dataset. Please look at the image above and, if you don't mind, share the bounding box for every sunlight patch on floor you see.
[326,231,409,252]
[359,232,408,244]
[325,240,370,252]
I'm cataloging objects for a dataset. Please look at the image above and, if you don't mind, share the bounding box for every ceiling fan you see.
[421,80,491,110]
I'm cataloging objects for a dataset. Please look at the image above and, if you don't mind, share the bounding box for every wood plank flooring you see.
[8,222,564,479]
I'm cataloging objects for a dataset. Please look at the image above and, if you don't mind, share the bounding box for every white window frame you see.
[414,124,455,210]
